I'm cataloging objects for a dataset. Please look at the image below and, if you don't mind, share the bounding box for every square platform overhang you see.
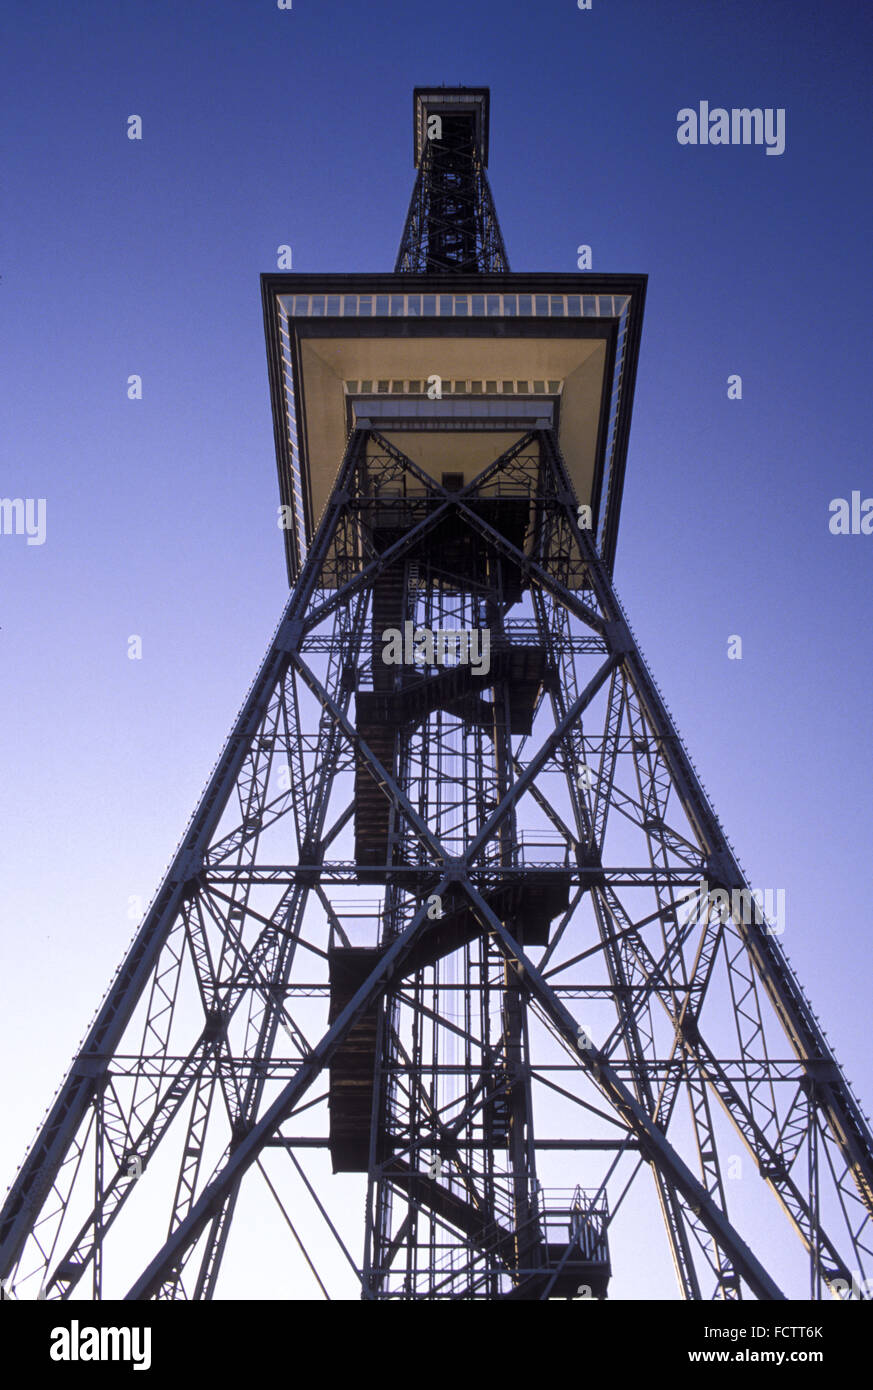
[262,273,646,583]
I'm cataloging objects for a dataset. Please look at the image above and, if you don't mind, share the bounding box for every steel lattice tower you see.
[2,87,872,1303]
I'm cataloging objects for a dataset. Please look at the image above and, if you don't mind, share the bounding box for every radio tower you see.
[2,87,872,1302]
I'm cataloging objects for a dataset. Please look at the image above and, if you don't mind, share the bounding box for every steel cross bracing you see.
[2,426,872,1300]
[395,113,508,273]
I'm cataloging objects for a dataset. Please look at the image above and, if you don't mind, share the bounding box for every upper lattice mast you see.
[396,88,509,273]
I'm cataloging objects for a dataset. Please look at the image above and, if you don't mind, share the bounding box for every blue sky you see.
[1,0,871,1299]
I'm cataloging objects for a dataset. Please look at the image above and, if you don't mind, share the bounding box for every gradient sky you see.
[1,0,872,1299]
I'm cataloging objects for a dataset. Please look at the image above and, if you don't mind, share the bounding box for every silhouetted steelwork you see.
[2,87,872,1303]
[396,87,508,273]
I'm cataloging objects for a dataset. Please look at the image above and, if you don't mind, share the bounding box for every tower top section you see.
[399,85,505,274]
[261,87,647,585]
[413,87,490,167]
